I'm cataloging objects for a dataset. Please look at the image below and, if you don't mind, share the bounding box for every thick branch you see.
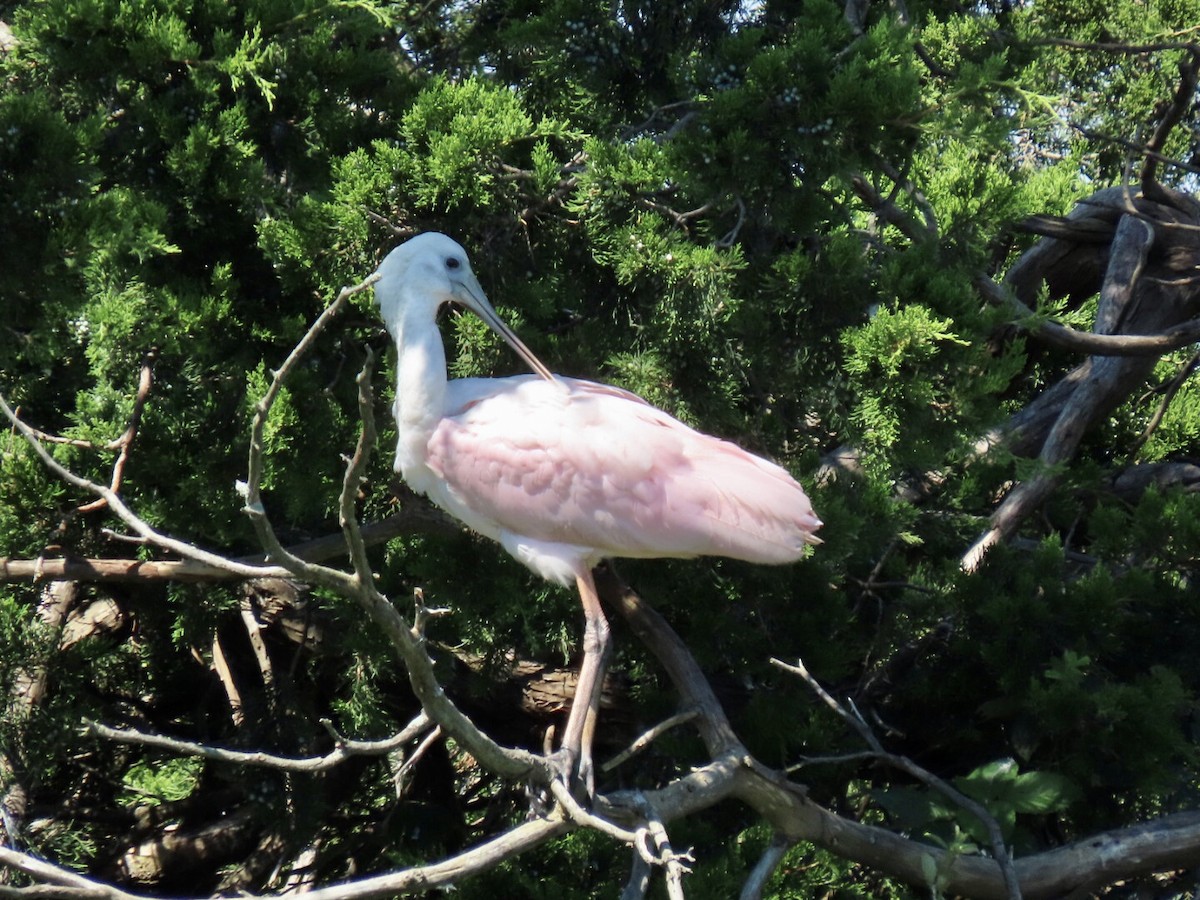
[965,213,1163,569]
[0,816,572,900]
[974,275,1200,357]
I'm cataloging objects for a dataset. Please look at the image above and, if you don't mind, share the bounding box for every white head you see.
[374,233,555,382]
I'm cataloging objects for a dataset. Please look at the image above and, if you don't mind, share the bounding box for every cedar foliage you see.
[2,0,1200,896]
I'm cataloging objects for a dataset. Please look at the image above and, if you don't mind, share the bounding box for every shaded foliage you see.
[3,0,1200,896]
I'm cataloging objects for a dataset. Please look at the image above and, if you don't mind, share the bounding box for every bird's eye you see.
[445,257,461,270]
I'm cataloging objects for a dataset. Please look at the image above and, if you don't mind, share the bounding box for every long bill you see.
[453,279,559,384]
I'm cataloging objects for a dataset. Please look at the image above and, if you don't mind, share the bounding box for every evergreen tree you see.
[2,0,1200,896]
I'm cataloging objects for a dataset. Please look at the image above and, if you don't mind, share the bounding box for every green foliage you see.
[119,757,205,807]
[841,304,968,467]
[3,0,1200,896]
[873,758,1078,852]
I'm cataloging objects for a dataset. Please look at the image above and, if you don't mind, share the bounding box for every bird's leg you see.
[556,566,612,797]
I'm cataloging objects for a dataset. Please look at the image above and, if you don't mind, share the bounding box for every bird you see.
[373,232,821,791]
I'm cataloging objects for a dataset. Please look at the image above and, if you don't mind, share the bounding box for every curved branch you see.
[772,657,1021,900]
[241,277,376,594]
[0,394,293,582]
[0,816,572,900]
[0,507,457,583]
[237,277,551,784]
[84,714,432,773]
[974,275,1200,356]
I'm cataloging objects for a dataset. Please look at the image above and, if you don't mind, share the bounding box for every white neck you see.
[387,285,448,471]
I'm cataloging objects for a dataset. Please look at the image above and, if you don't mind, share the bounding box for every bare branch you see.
[1129,349,1200,457]
[739,834,791,900]
[0,815,573,900]
[547,778,644,847]
[84,715,432,773]
[0,509,456,584]
[392,724,442,796]
[594,564,740,756]
[0,394,293,581]
[602,709,699,773]
[975,275,1200,357]
[77,349,158,515]
[772,657,1022,900]
[619,851,653,900]
[210,631,245,727]
[966,212,1162,569]
[411,587,452,639]
[241,277,377,594]
[632,793,693,900]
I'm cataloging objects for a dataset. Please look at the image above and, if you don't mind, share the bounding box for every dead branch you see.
[0,507,456,584]
[595,571,1200,899]
[1129,349,1200,457]
[0,394,295,582]
[77,349,157,515]
[209,631,245,727]
[739,834,791,900]
[85,714,432,773]
[771,657,1021,900]
[392,724,442,797]
[116,807,258,884]
[241,278,375,597]
[2,581,79,846]
[239,276,548,785]
[965,211,1164,569]
[966,182,1200,567]
[602,709,699,773]
[1110,460,1200,500]
[0,815,572,900]
[12,263,1200,900]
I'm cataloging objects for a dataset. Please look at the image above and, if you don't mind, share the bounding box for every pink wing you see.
[426,376,821,565]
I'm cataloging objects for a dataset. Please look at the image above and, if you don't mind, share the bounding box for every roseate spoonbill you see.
[374,232,821,790]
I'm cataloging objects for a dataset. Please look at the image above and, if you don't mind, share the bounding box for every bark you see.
[0,507,457,584]
[966,184,1200,568]
[1,581,79,850]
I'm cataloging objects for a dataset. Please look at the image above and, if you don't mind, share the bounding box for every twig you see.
[716,196,747,249]
[84,713,432,773]
[411,587,452,639]
[337,347,378,586]
[772,657,1023,900]
[1129,349,1200,459]
[0,394,295,581]
[77,348,158,514]
[602,709,699,773]
[242,276,378,595]
[392,724,442,797]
